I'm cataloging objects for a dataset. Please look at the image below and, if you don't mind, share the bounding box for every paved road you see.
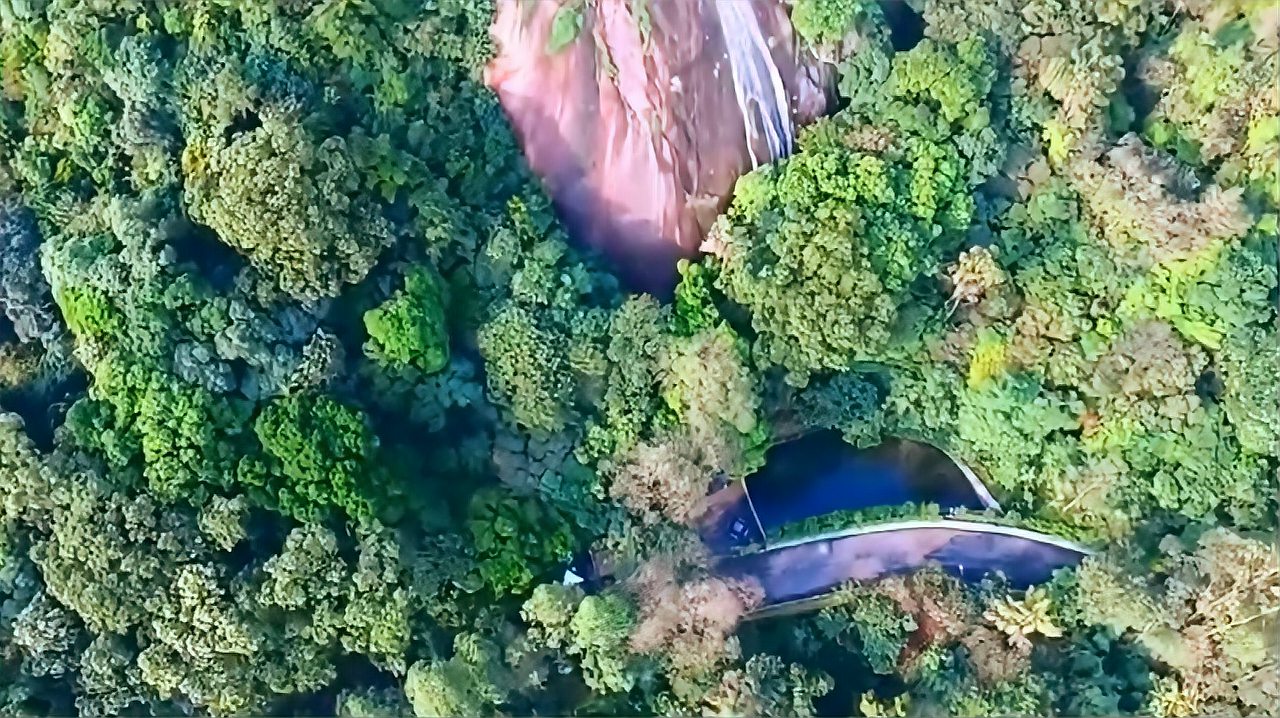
[717,520,1090,613]
[576,434,1089,613]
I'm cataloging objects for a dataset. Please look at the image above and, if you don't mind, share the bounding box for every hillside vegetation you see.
[0,0,1275,716]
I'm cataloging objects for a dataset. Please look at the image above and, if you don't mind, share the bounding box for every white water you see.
[713,0,795,167]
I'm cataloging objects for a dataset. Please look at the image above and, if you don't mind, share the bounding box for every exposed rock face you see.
[488,0,829,292]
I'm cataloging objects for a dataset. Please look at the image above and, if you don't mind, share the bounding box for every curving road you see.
[691,435,1091,615]
[574,434,1091,615]
[717,520,1091,617]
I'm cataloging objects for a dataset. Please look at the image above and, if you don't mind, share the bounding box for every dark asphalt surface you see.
[717,521,1089,606]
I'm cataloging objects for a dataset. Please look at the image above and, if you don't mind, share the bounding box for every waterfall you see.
[713,0,796,168]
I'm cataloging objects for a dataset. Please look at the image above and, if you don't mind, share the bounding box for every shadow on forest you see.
[167,220,248,292]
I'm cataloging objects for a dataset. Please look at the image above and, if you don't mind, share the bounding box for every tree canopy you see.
[0,0,1275,716]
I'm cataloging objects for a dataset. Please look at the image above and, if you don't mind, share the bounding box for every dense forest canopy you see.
[0,0,1276,716]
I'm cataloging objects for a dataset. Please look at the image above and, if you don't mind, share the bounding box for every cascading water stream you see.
[713,0,795,167]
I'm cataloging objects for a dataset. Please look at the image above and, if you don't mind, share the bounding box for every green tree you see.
[711,40,998,381]
[815,585,917,674]
[477,303,574,433]
[404,633,513,717]
[580,295,669,463]
[241,393,381,522]
[1219,327,1280,457]
[184,111,394,300]
[364,267,450,374]
[466,488,574,597]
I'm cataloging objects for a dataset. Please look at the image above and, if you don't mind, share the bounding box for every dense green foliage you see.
[711,35,996,381]
[363,266,449,374]
[769,502,944,542]
[0,0,1274,716]
[243,392,383,522]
